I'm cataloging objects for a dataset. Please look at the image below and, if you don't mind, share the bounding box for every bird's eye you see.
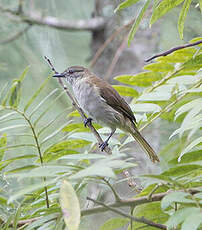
[69,70,73,74]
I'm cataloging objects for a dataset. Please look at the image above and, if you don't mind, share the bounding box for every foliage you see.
[0,36,201,229]
[115,0,202,44]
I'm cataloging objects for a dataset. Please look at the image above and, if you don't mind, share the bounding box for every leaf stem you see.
[4,106,50,208]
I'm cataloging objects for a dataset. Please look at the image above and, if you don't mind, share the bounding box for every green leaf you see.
[166,207,200,230]
[135,183,169,198]
[199,0,202,12]
[8,178,55,203]
[0,124,29,133]
[128,0,151,45]
[19,66,29,82]
[0,134,7,161]
[138,91,171,101]
[179,137,202,161]
[181,212,202,230]
[24,75,51,112]
[41,121,71,145]
[60,153,106,161]
[114,0,141,12]
[178,0,192,39]
[112,85,139,97]
[9,80,21,108]
[68,110,80,117]
[62,123,101,133]
[161,191,193,210]
[144,62,174,72]
[133,202,169,229]
[7,166,70,178]
[175,98,202,119]
[0,111,18,122]
[5,165,38,174]
[162,164,202,177]
[60,180,80,230]
[33,91,66,126]
[99,218,128,230]
[13,206,22,229]
[45,139,90,153]
[150,0,184,25]
[0,154,37,167]
[169,149,202,164]
[24,213,58,230]
[29,88,59,119]
[142,174,179,185]
[182,54,202,71]
[115,72,163,86]
[130,103,161,113]
[70,154,133,180]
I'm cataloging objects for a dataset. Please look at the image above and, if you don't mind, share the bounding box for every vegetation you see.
[0,0,202,229]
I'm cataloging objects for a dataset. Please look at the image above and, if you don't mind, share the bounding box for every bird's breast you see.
[72,79,121,128]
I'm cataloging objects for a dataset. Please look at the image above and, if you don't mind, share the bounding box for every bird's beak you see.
[52,73,65,78]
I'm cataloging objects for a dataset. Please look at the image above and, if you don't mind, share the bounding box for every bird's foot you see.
[99,141,109,151]
[84,117,93,127]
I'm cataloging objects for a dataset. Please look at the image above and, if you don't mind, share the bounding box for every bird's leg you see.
[84,117,93,127]
[99,129,116,151]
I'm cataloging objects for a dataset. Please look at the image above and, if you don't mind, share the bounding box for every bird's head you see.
[53,66,88,85]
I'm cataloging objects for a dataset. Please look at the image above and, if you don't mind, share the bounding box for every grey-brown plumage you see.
[53,66,160,163]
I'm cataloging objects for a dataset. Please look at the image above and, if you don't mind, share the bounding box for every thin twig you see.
[104,35,128,81]
[87,197,167,229]
[0,5,106,32]
[81,189,199,216]
[90,19,134,68]
[145,40,202,62]
[103,178,121,201]
[0,25,31,44]
[44,56,111,154]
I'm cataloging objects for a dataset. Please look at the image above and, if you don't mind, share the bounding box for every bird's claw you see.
[84,117,93,127]
[99,141,108,151]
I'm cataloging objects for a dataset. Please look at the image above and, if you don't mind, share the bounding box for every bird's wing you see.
[89,76,137,124]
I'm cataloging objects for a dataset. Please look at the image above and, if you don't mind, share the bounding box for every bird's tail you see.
[131,130,160,163]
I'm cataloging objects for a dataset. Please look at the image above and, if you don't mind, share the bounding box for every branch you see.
[81,189,199,216]
[0,25,31,44]
[87,197,167,230]
[44,56,111,154]
[90,19,134,68]
[0,5,106,32]
[145,40,202,62]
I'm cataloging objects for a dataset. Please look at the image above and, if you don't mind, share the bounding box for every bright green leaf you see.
[9,80,21,108]
[178,0,192,39]
[114,0,141,12]
[60,180,80,230]
[133,202,169,229]
[128,0,151,45]
[62,123,102,133]
[115,72,163,86]
[182,54,202,71]
[150,0,184,25]
[144,62,174,72]
[162,164,202,177]
[112,85,139,97]
[169,149,202,164]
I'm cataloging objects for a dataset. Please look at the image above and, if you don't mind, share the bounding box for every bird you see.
[53,66,160,163]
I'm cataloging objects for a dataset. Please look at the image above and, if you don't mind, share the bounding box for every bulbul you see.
[53,66,159,163]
